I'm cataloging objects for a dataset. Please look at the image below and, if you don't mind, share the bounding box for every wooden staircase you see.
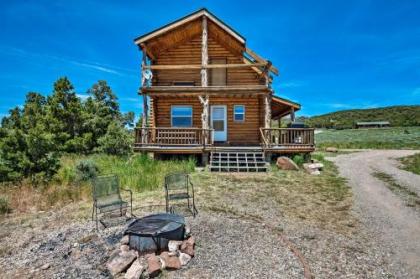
[209,151,268,172]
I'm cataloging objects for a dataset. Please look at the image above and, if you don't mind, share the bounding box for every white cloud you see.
[76,94,89,100]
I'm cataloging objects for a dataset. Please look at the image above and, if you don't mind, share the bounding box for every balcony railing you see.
[135,127,214,146]
[260,128,315,149]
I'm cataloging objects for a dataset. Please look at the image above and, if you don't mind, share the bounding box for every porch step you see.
[209,151,268,172]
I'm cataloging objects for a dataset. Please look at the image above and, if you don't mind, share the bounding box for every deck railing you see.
[135,127,214,146]
[259,128,315,148]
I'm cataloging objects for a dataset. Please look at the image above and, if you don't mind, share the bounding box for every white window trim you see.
[233,105,245,122]
[171,105,193,127]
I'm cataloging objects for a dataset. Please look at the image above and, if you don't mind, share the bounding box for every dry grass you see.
[192,160,355,234]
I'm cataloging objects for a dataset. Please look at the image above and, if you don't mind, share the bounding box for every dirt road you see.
[331,150,420,278]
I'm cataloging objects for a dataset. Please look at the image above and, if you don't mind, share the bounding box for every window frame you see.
[171,105,193,127]
[233,105,245,122]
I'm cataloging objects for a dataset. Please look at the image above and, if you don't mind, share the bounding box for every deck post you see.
[290,108,295,122]
[264,93,272,129]
[200,15,210,145]
[140,46,149,144]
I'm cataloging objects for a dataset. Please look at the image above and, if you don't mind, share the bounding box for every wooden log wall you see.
[153,37,263,86]
[151,96,263,144]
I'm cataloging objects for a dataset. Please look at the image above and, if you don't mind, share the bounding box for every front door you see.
[211,105,227,142]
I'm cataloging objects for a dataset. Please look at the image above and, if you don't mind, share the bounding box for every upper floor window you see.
[171,106,193,127]
[210,57,227,86]
[233,105,245,122]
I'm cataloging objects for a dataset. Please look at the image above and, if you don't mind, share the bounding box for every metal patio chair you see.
[91,175,133,230]
[164,173,197,217]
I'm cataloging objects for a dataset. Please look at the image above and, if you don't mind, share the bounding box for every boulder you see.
[159,251,181,270]
[325,147,338,153]
[180,236,195,257]
[146,253,161,277]
[106,249,137,276]
[168,240,182,253]
[276,156,299,171]
[124,260,144,279]
[179,252,192,266]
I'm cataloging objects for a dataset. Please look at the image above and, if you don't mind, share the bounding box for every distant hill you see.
[305,105,420,129]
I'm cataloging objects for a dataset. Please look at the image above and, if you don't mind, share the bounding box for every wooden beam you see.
[141,85,270,93]
[140,43,156,61]
[201,16,208,87]
[245,47,279,75]
[144,63,266,70]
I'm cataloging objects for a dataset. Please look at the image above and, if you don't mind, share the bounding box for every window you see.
[171,106,193,127]
[210,58,227,86]
[234,105,245,122]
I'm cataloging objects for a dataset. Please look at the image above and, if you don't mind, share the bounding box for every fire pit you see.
[124,213,185,253]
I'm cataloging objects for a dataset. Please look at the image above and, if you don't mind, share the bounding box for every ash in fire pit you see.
[124,213,185,253]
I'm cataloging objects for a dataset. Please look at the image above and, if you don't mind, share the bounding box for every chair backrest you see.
[92,175,121,200]
[165,173,189,191]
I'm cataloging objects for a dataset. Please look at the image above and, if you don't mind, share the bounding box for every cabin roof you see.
[272,95,301,119]
[134,8,245,45]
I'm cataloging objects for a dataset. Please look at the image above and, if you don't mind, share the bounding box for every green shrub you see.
[75,160,99,182]
[312,153,325,162]
[0,196,11,214]
[292,154,305,166]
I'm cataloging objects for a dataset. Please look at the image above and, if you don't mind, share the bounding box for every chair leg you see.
[96,207,99,231]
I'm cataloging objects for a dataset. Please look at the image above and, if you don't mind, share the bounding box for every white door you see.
[211,105,227,142]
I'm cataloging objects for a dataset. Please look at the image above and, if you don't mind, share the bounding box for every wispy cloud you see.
[281,81,305,88]
[412,87,420,96]
[323,102,380,110]
[0,46,136,77]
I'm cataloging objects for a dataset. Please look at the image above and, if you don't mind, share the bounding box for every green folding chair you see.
[91,175,133,230]
[164,173,197,217]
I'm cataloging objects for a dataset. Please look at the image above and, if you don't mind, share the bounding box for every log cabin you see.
[133,8,314,171]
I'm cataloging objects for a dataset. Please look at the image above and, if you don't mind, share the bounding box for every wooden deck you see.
[133,127,315,154]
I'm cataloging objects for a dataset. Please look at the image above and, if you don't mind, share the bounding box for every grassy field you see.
[0,154,195,214]
[315,126,420,149]
[399,153,420,175]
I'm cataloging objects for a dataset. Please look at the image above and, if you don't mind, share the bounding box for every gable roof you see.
[134,8,245,45]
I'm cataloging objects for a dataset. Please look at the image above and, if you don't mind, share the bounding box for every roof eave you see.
[133,8,246,46]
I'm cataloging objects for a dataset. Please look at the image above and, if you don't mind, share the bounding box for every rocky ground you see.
[0,158,406,278]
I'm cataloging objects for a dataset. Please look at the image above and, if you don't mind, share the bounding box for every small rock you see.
[40,263,50,270]
[106,250,137,276]
[146,253,161,277]
[121,235,129,245]
[159,251,181,270]
[185,226,191,238]
[276,156,299,171]
[326,147,338,152]
[303,163,322,175]
[179,252,192,266]
[73,242,79,248]
[121,244,130,252]
[180,236,195,257]
[124,260,144,279]
[168,240,182,252]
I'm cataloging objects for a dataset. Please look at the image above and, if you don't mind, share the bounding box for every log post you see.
[200,15,210,145]
[264,93,272,129]
[140,46,148,144]
[290,108,295,122]
[201,15,208,87]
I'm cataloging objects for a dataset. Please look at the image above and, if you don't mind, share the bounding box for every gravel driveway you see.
[330,150,420,278]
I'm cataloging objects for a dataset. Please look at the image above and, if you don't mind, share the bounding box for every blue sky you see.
[0,0,419,119]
